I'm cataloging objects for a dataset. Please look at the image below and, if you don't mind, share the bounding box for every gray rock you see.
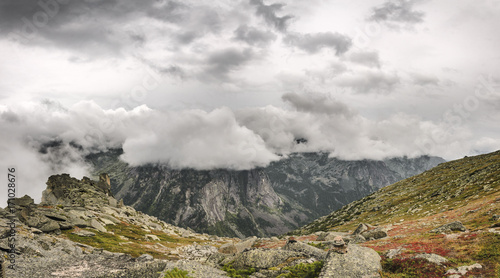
[361,227,388,240]
[430,221,467,234]
[136,254,154,262]
[232,249,304,269]
[8,195,35,207]
[319,244,382,278]
[235,236,257,253]
[219,243,238,255]
[385,248,405,259]
[89,219,107,233]
[353,223,369,235]
[317,231,349,241]
[282,240,328,260]
[71,230,96,237]
[446,263,482,277]
[415,253,449,265]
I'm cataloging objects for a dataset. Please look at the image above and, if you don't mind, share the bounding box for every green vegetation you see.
[62,222,205,259]
[222,263,256,278]
[277,261,324,278]
[163,268,192,278]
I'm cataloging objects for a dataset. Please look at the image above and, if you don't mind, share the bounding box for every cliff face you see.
[86,149,444,237]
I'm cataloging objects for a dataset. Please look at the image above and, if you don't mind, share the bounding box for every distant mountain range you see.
[86,149,444,237]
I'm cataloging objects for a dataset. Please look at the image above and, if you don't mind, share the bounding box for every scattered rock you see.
[430,221,467,234]
[319,244,382,278]
[446,263,482,278]
[385,248,405,259]
[414,253,449,265]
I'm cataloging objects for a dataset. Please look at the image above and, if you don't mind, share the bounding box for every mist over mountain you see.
[86,148,444,237]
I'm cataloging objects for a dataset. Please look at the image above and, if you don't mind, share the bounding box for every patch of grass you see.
[222,263,256,278]
[306,242,328,251]
[277,261,324,278]
[163,268,192,278]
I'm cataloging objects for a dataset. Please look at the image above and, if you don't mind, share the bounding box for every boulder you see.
[430,221,467,234]
[446,263,482,278]
[319,244,382,278]
[414,253,449,265]
[218,243,238,255]
[235,236,257,253]
[317,231,349,241]
[232,249,304,269]
[361,227,388,240]
[8,195,34,207]
[282,240,327,260]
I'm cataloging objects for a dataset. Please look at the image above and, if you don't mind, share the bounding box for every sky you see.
[1,0,500,205]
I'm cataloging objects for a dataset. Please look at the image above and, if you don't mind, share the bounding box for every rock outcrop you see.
[319,244,382,278]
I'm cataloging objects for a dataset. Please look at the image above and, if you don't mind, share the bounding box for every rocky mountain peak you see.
[42,173,114,207]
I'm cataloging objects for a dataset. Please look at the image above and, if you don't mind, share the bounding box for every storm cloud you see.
[249,0,293,31]
[284,32,352,55]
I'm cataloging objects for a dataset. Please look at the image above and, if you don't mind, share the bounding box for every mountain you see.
[85,149,444,237]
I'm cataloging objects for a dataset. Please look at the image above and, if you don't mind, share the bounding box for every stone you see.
[317,231,349,241]
[319,244,382,278]
[385,248,405,259]
[415,253,449,265]
[235,236,257,253]
[145,234,160,241]
[72,230,96,237]
[8,195,34,207]
[446,263,482,277]
[136,254,154,262]
[89,219,107,233]
[353,223,369,235]
[218,243,238,255]
[430,221,467,234]
[331,236,348,254]
[282,240,328,260]
[232,249,304,269]
[361,227,388,240]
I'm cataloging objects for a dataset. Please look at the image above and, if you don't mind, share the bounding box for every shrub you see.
[163,268,192,278]
[382,258,448,278]
[222,263,256,278]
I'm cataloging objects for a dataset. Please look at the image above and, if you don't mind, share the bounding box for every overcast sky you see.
[1,0,500,205]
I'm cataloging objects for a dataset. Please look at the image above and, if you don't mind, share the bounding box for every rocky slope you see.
[85,149,444,237]
[291,150,500,277]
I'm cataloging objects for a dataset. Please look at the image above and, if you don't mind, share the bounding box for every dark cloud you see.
[0,0,197,55]
[284,32,352,55]
[202,48,255,81]
[282,92,354,117]
[249,0,293,31]
[346,50,380,68]
[233,25,277,46]
[368,0,425,27]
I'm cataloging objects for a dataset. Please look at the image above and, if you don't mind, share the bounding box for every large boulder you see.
[282,240,327,260]
[319,244,382,278]
[232,249,304,269]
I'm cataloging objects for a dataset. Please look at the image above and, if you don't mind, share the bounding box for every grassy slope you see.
[292,150,500,277]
